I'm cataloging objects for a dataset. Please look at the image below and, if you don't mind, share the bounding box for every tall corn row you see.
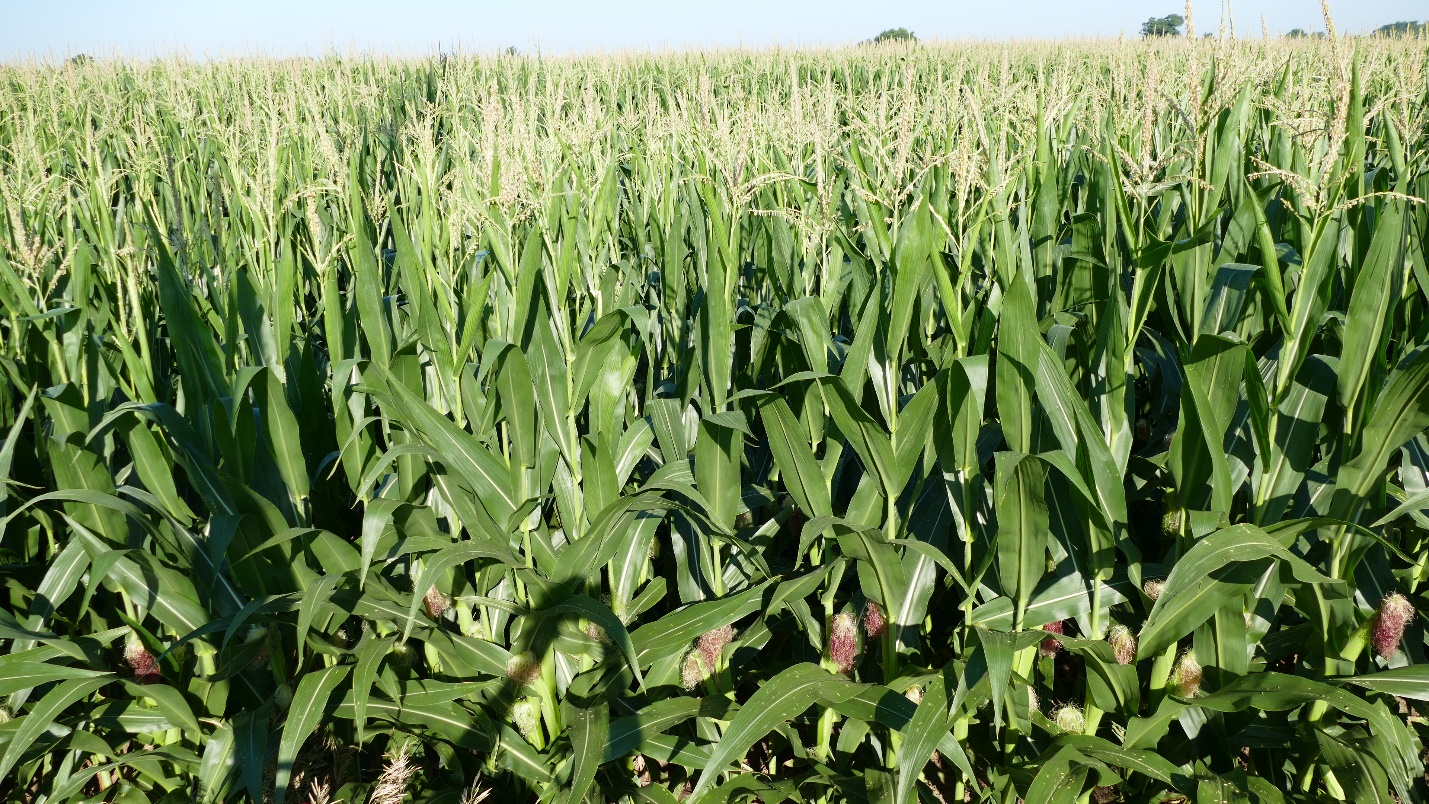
[1,38,1429,803]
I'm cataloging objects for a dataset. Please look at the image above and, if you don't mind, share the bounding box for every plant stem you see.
[1149,643,1176,708]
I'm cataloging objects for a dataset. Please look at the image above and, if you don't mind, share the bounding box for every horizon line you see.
[6,29,1418,67]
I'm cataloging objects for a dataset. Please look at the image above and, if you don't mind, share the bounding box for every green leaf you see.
[1278,212,1342,394]
[295,573,343,663]
[1138,524,1331,659]
[1191,672,1420,800]
[892,380,938,490]
[0,383,38,515]
[994,451,1049,622]
[1060,734,1188,790]
[258,368,310,511]
[975,626,1041,733]
[759,396,832,519]
[152,228,228,405]
[232,704,273,803]
[358,498,400,590]
[369,363,517,523]
[1336,348,1429,516]
[491,341,540,471]
[404,540,520,641]
[1315,729,1393,804]
[333,694,496,752]
[996,274,1039,454]
[0,662,109,697]
[0,675,113,780]
[1241,177,1290,332]
[689,663,860,802]
[837,529,907,625]
[196,721,237,804]
[1200,263,1257,335]
[896,663,954,804]
[888,195,936,364]
[694,418,741,533]
[551,493,678,583]
[545,594,646,690]
[1020,311,1132,577]
[274,664,349,804]
[45,746,200,803]
[529,315,579,468]
[970,568,1133,630]
[1256,356,1334,524]
[785,296,836,374]
[631,580,773,667]
[1169,338,1239,515]
[563,700,610,804]
[1343,665,1429,701]
[1375,487,1429,527]
[351,632,396,743]
[119,679,201,736]
[1024,746,1096,804]
[1338,201,1407,414]
[819,377,897,500]
[574,309,637,410]
[840,287,883,399]
[940,356,988,475]
[603,697,734,762]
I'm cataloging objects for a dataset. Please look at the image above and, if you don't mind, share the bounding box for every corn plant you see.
[1,35,1429,804]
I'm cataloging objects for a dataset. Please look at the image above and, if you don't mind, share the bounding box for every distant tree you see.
[67,53,92,66]
[1141,14,1185,37]
[865,28,917,45]
[504,46,520,56]
[1374,21,1425,36]
[1285,28,1325,38]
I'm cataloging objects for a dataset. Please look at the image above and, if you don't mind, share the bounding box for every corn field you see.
[2,36,1429,803]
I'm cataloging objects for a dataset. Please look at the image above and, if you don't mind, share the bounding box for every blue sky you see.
[2,1,1422,60]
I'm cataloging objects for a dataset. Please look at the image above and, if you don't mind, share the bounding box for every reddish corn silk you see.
[1143,580,1166,601]
[698,624,734,668]
[124,636,160,683]
[1107,625,1137,665]
[828,612,859,673]
[1039,620,1065,658]
[862,601,886,639]
[422,587,451,619]
[1373,593,1416,658]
